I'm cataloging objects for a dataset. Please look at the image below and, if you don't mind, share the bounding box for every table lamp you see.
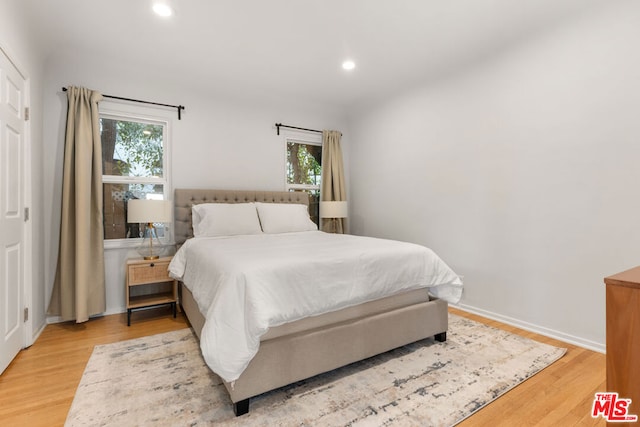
[320,201,348,234]
[127,199,172,259]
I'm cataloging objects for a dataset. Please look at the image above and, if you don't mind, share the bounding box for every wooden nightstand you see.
[126,256,177,326]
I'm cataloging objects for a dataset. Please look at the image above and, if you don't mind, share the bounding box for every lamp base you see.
[327,218,343,234]
[136,243,166,259]
[136,224,167,260]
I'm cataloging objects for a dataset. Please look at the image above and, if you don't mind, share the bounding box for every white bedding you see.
[169,231,463,382]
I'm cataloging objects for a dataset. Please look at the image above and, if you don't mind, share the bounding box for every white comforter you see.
[169,231,462,382]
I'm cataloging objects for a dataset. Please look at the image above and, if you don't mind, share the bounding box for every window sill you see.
[104,239,175,251]
[104,239,141,251]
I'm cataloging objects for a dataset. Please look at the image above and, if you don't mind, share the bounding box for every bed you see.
[170,189,463,416]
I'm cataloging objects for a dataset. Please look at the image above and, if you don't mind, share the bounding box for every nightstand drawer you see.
[128,260,171,285]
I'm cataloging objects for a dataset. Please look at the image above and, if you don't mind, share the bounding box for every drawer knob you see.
[150,263,155,267]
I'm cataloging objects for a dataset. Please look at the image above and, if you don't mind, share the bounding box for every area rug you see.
[65,314,565,426]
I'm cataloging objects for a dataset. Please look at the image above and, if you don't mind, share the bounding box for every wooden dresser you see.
[604,266,640,420]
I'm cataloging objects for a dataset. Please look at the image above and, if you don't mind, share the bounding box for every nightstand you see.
[126,256,177,326]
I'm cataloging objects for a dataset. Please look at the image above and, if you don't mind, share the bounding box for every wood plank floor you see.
[0,306,606,426]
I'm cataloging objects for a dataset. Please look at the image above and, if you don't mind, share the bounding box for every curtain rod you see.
[62,87,185,120]
[275,123,343,137]
[275,123,322,136]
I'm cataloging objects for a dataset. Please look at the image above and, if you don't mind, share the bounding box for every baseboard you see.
[46,307,141,325]
[46,315,64,324]
[46,309,121,325]
[28,321,47,348]
[453,303,605,354]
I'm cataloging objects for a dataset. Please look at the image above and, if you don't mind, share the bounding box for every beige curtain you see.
[321,130,347,233]
[48,87,106,323]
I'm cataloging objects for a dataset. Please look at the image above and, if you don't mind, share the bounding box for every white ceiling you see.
[22,0,601,110]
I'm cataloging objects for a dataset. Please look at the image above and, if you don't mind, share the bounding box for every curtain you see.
[48,87,106,323]
[320,130,347,233]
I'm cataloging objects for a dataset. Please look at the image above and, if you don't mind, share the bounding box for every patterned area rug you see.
[65,314,565,426]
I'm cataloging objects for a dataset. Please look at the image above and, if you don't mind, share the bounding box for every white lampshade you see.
[320,201,348,219]
[127,199,172,223]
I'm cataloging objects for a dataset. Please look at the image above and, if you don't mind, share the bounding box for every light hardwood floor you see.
[0,306,606,426]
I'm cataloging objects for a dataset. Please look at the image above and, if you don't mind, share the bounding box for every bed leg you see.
[233,398,250,416]
[434,332,447,342]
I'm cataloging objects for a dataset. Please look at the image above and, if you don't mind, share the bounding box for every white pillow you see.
[192,203,262,237]
[255,202,317,234]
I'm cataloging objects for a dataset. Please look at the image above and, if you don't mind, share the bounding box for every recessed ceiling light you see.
[153,3,173,17]
[342,60,356,71]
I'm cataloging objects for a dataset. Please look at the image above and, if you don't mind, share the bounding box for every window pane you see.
[287,142,321,186]
[103,183,165,239]
[101,117,164,178]
[289,188,320,226]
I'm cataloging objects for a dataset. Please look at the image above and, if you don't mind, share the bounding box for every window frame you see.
[283,130,322,226]
[100,101,173,250]
[283,130,322,193]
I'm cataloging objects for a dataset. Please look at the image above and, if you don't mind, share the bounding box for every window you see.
[100,107,170,244]
[285,135,322,225]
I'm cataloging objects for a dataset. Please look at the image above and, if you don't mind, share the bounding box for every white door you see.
[0,47,26,375]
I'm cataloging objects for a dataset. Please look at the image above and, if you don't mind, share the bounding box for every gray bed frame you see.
[173,189,449,416]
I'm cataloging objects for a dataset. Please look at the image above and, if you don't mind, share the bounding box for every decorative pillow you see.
[192,203,262,237]
[255,202,318,234]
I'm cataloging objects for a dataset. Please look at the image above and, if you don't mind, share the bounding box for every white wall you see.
[42,51,348,316]
[0,0,46,340]
[347,1,640,351]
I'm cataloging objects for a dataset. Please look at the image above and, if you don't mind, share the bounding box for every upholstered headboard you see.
[173,189,310,245]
